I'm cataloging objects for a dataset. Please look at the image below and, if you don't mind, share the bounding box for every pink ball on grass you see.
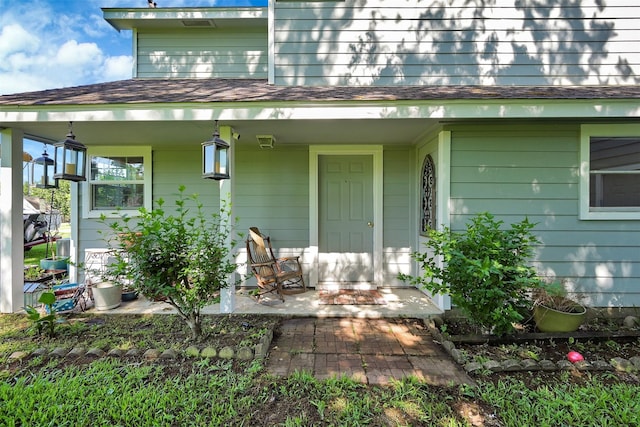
[567,351,584,363]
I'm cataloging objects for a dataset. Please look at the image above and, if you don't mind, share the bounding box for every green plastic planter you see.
[533,303,586,333]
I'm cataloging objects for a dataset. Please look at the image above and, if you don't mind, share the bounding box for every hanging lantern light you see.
[202,120,230,180]
[34,147,57,189]
[54,121,87,182]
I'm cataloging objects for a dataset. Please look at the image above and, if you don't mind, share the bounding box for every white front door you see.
[318,154,374,285]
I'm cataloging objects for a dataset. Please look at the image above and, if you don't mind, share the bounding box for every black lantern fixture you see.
[34,147,57,189]
[54,121,87,182]
[202,120,230,180]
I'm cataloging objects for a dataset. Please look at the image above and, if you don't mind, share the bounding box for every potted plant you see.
[24,265,50,283]
[39,248,69,272]
[91,280,122,310]
[121,284,139,302]
[77,252,124,311]
[532,282,586,333]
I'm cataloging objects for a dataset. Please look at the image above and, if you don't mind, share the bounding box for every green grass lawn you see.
[24,244,49,267]
[24,223,70,266]
[1,313,640,426]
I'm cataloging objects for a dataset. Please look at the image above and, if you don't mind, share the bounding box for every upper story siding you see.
[136,28,268,79]
[272,0,640,86]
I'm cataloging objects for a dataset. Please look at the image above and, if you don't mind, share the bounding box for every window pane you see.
[590,137,640,171]
[91,156,144,181]
[590,137,640,208]
[92,184,144,210]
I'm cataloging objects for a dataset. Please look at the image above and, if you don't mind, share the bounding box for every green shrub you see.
[400,212,541,335]
[102,186,239,340]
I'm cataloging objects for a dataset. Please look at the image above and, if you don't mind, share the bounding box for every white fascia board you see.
[102,7,267,31]
[2,99,640,123]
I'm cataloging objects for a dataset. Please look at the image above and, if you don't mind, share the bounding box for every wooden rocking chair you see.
[246,227,306,301]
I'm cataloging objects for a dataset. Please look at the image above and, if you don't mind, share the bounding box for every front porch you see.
[92,287,442,318]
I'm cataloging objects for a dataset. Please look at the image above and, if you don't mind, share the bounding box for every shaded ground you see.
[3,313,640,426]
[437,314,640,389]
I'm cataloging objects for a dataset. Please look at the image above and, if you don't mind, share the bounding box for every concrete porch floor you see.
[93,287,443,318]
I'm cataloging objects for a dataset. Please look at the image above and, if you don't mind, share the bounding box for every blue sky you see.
[1,0,265,177]
[0,0,266,95]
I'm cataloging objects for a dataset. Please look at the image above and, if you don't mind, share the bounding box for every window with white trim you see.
[83,147,152,218]
[580,125,640,220]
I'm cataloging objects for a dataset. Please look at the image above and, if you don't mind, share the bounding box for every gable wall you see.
[273,0,640,86]
[137,28,268,78]
[447,122,640,307]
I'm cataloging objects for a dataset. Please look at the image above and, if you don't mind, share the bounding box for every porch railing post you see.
[0,128,25,313]
[219,125,235,313]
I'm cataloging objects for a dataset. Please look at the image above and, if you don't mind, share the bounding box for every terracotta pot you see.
[533,303,586,333]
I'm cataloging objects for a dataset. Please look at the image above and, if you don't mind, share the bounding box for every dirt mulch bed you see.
[431,314,640,375]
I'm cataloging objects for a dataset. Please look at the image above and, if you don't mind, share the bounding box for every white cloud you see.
[0,0,261,95]
[0,24,40,58]
[57,40,102,66]
[103,55,134,81]
[0,0,132,95]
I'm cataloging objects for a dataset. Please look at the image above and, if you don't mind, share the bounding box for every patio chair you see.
[49,282,88,314]
[246,227,306,301]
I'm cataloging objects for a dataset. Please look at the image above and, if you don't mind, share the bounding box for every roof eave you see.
[102,7,268,31]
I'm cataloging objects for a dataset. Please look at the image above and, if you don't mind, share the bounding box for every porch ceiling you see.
[6,118,438,147]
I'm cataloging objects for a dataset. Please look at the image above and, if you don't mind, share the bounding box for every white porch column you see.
[219,125,235,313]
[0,128,25,313]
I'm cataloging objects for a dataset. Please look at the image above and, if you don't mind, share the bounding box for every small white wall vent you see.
[256,135,276,149]
[181,19,215,27]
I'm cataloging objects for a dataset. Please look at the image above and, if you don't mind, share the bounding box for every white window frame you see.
[82,146,152,218]
[580,124,640,220]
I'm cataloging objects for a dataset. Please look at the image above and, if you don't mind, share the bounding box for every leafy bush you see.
[24,292,57,337]
[102,186,239,340]
[400,212,541,335]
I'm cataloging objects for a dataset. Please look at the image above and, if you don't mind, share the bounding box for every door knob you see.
[367,221,374,228]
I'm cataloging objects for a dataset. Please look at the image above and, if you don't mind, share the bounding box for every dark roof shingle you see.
[1,78,639,106]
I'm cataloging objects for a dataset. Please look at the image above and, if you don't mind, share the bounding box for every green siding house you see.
[1,0,640,313]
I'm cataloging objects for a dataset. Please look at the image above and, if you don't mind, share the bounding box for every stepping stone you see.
[483,360,502,372]
[107,348,124,357]
[160,349,179,359]
[201,347,217,358]
[501,359,522,371]
[237,347,254,360]
[32,348,48,357]
[611,357,636,373]
[143,349,161,361]
[8,351,29,360]
[51,348,67,358]
[68,347,86,358]
[87,348,106,358]
[185,346,200,357]
[539,360,556,370]
[219,346,234,359]
[521,359,540,370]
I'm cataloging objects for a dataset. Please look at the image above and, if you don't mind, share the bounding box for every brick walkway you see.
[266,318,474,386]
